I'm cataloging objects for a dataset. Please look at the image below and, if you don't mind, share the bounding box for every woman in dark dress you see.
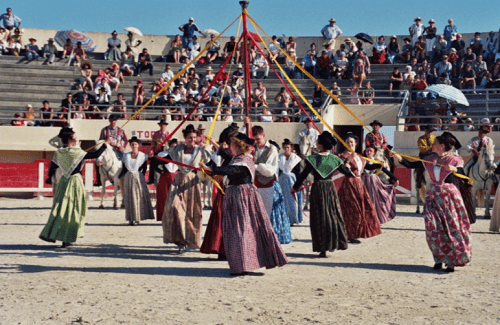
[292,131,349,257]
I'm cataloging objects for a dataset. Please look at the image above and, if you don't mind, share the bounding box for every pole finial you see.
[239,1,249,9]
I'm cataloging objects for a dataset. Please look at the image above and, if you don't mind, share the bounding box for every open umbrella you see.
[54,30,97,52]
[246,31,263,43]
[354,33,374,44]
[203,29,219,37]
[124,27,143,36]
[425,84,469,106]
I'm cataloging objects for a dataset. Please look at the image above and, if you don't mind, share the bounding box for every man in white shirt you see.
[321,18,342,50]
[251,52,269,79]
[268,35,280,61]
[297,119,320,153]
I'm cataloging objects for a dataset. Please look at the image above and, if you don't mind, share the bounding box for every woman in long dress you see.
[393,132,472,272]
[362,145,399,224]
[338,133,381,244]
[292,131,349,257]
[200,133,288,275]
[278,139,303,225]
[40,127,107,247]
[162,125,211,252]
[121,136,154,225]
[490,164,500,232]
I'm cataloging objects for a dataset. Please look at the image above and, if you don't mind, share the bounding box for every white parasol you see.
[124,27,143,36]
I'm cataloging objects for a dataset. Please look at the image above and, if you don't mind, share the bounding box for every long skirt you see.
[309,180,348,252]
[108,48,122,61]
[200,182,226,255]
[162,172,203,247]
[223,184,288,274]
[491,185,500,232]
[123,171,155,222]
[424,183,472,266]
[257,186,274,217]
[278,172,303,225]
[362,173,396,224]
[40,174,87,243]
[338,176,382,240]
[156,171,178,221]
[269,182,293,244]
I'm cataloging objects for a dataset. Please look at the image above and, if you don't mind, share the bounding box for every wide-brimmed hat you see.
[29,37,36,42]
[344,37,352,43]
[428,19,435,23]
[189,17,194,21]
[206,66,212,71]
[158,119,169,125]
[235,132,255,146]
[391,35,397,39]
[129,136,141,144]
[81,61,92,69]
[414,17,422,22]
[329,18,336,23]
[479,125,491,133]
[369,120,383,127]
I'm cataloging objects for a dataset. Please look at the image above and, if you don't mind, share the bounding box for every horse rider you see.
[95,114,129,186]
[297,118,320,155]
[464,118,494,176]
[365,119,394,172]
[416,125,436,187]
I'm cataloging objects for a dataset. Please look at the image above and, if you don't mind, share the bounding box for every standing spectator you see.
[205,34,220,63]
[178,17,205,49]
[136,48,153,76]
[389,67,403,95]
[413,36,426,62]
[0,7,21,31]
[222,36,239,63]
[124,32,142,62]
[361,81,375,105]
[459,64,476,92]
[399,37,413,63]
[8,27,22,56]
[39,100,54,127]
[133,80,145,107]
[425,19,437,57]
[24,37,40,61]
[251,52,269,79]
[105,30,121,61]
[317,49,332,79]
[320,18,342,49]
[387,36,399,64]
[409,17,424,45]
[372,36,388,64]
[169,34,183,63]
[443,18,458,49]
[301,51,317,76]
[432,34,448,62]
[268,35,280,61]
[79,62,93,91]
[484,31,498,64]
[61,38,73,59]
[42,38,57,65]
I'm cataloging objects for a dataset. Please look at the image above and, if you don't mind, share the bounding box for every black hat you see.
[269,140,280,151]
[129,136,141,145]
[109,114,120,121]
[235,132,255,146]
[440,131,461,149]
[158,119,169,125]
[185,124,196,131]
[58,127,75,138]
[318,131,337,149]
[369,120,383,127]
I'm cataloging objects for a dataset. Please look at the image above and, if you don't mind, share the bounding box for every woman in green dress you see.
[40,127,107,247]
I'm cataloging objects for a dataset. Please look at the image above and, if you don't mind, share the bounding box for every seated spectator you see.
[133,80,145,106]
[61,93,75,111]
[79,62,93,90]
[278,111,291,123]
[157,107,172,122]
[108,62,125,91]
[352,58,366,87]
[171,86,184,104]
[168,34,183,63]
[8,27,22,56]
[408,96,428,124]
[198,79,217,103]
[72,105,87,120]
[450,34,466,58]
[253,82,267,108]
[372,36,388,64]
[229,88,244,118]
[79,94,92,112]
[484,31,498,64]
[186,80,199,99]
[398,38,412,63]
[404,106,420,131]
[105,30,122,61]
[429,112,443,131]
[137,48,153,76]
[0,26,8,54]
[361,81,374,105]
[200,66,215,85]
[447,117,460,131]
[95,87,110,113]
[344,38,357,53]
[120,47,136,76]
[464,118,475,132]
[357,50,371,74]
[203,96,219,121]
[419,59,433,84]
[433,55,452,81]
[301,51,317,76]
[283,49,300,79]
[24,104,36,126]
[459,64,476,92]
[460,47,476,75]
[329,81,342,97]
[472,54,488,85]
[11,113,24,126]
[403,65,416,82]
[94,79,112,99]
[251,52,269,79]
[161,64,174,83]
[413,36,426,62]
[87,105,103,120]
[436,72,451,85]
[221,107,233,122]
[54,106,69,127]
[469,32,484,57]
[389,67,403,95]
[286,36,296,52]
[205,34,220,63]
[413,74,428,98]
[260,107,274,123]
[72,41,87,66]
[306,42,317,57]
[222,36,239,63]
[268,35,280,61]
[317,49,332,79]
[61,38,73,59]
[215,63,229,83]
[24,37,40,61]
[387,36,399,64]
[42,38,57,65]
[231,63,244,88]
[332,51,348,79]
[309,84,324,107]
[432,35,447,62]
[409,57,418,72]
[112,93,127,116]
[274,87,292,109]
[39,100,54,126]
[186,35,201,62]
[346,83,360,105]
[485,60,500,89]
[187,67,200,85]
[447,48,460,77]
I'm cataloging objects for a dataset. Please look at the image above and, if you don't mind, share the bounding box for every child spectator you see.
[361,81,374,105]
[346,83,360,105]
[133,80,145,106]
[352,58,366,87]
[24,104,36,126]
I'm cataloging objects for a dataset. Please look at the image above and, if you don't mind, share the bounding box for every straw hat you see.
[414,17,422,22]
[329,18,336,23]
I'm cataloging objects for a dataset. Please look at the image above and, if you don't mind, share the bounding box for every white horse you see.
[373,146,392,184]
[470,144,497,218]
[95,142,123,209]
